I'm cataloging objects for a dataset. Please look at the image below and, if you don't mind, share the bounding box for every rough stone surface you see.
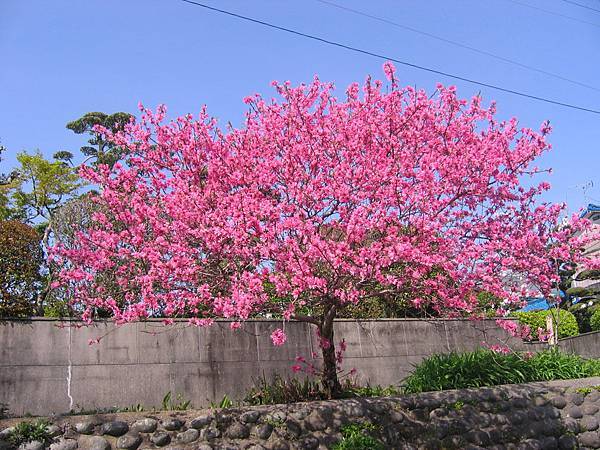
[18,441,45,450]
[3,378,600,449]
[74,422,95,435]
[174,429,198,445]
[159,419,183,432]
[100,422,129,437]
[130,419,157,434]
[189,416,212,429]
[78,436,110,450]
[150,431,170,447]
[50,439,78,450]
[116,433,142,450]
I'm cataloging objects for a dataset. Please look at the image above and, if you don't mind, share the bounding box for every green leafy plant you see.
[209,394,234,409]
[402,348,600,394]
[161,391,191,411]
[244,374,328,406]
[332,422,384,450]
[346,384,400,398]
[515,309,579,339]
[117,403,145,413]
[590,308,600,332]
[8,420,51,446]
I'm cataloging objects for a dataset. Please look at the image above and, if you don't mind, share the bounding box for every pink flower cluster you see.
[51,63,595,346]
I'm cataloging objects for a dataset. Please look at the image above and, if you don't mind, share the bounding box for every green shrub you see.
[590,308,600,332]
[8,420,51,446]
[567,287,592,298]
[402,348,600,394]
[332,423,384,450]
[515,309,578,339]
[576,270,600,281]
[569,300,600,333]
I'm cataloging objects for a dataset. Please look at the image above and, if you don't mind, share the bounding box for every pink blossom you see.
[270,328,287,346]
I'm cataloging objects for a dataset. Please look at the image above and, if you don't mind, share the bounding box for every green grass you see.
[403,348,600,394]
[332,423,384,450]
[8,420,51,446]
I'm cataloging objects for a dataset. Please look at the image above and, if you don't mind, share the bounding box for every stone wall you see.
[560,331,600,360]
[2,377,600,449]
[0,318,536,417]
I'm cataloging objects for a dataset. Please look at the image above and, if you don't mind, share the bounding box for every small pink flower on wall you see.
[271,328,287,346]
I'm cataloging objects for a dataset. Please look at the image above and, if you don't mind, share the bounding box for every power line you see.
[503,0,600,28]
[180,0,600,115]
[558,0,600,13]
[316,0,600,92]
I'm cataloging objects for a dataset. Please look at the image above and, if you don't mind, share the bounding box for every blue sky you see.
[1,0,599,213]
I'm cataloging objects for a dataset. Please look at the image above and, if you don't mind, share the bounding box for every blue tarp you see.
[519,298,551,312]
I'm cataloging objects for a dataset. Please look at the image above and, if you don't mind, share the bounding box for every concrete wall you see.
[559,330,600,359]
[0,318,536,417]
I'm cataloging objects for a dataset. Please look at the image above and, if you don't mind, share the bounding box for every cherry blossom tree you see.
[53,63,592,396]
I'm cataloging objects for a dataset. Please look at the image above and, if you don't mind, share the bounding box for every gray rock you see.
[341,403,365,417]
[199,428,220,441]
[551,396,567,409]
[255,423,273,440]
[534,396,549,407]
[159,419,183,432]
[389,410,404,423]
[264,411,286,423]
[101,422,129,437]
[587,391,600,403]
[116,434,142,450]
[584,403,600,415]
[50,439,78,450]
[511,397,528,409]
[289,409,309,421]
[150,432,170,447]
[245,446,266,450]
[563,417,579,434]
[558,434,577,450]
[366,401,388,414]
[539,436,558,450]
[565,406,583,419]
[174,429,198,445]
[18,440,45,450]
[566,392,585,406]
[0,441,12,450]
[226,423,249,440]
[305,409,332,431]
[266,439,289,450]
[130,419,157,434]
[466,430,491,447]
[74,422,95,435]
[299,437,319,450]
[195,446,213,450]
[578,431,600,448]
[518,439,542,450]
[190,415,213,429]
[285,420,301,439]
[239,411,260,424]
[429,408,447,419]
[78,436,110,450]
[46,425,62,438]
[0,428,14,441]
[582,416,600,432]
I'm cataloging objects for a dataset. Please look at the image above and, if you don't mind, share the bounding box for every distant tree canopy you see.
[0,221,44,317]
[66,112,133,167]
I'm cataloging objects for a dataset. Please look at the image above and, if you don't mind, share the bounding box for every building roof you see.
[582,203,600,215]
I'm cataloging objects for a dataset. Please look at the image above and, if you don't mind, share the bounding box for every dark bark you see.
[319,304,342,398]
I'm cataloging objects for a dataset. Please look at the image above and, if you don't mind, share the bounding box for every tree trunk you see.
[319,305,342,398]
